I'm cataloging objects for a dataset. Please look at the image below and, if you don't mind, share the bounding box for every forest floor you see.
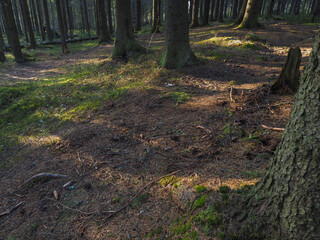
[0,21,318,240]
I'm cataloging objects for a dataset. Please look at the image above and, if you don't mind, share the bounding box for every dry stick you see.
[22,173,68,187]
[0,202,23,219]
[261,124,285,131]
[45,197,115,216]
[242,101,292,112]
[104,170,181,221]
[196,125,212,134]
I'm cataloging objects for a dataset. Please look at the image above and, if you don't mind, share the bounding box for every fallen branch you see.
[0,202,23,219]
[104,170,181,221]
[22,173,68,187]
[196,125,212,134]
[261,124,285,131]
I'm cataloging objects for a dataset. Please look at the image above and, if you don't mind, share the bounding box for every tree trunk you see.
[65,0,74,39]
[214,0,221,20]
[203,0,211,25]
[12,0,23,35]
[238,0,260,28]
[0,0,24,62]
[161,0,198,69]
[30,0,40,36]
[0,25,6,62]
[271,47,301,92]
[190,0,200,27]
[55,0,69,53]
[312,0,320,21]
[199,0,204,23]
[230,29,320,240]
[113,0,145,58]
[19,0,37,48]
[96,0,109,42]
[189,0,194,23]
[82,0,91,36]
[210,0,216,21]
[151,0,160,33]
[236,0,248,23]
[61,0,68,38]
[136,0,141,31]
[218,0,225,21]
[43,0,54,41]
[36,0,45,41]
[267,0,276,18]
[106,0,113,34]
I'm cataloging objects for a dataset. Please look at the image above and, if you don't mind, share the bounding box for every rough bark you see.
[43,0,54,41]
[19,0,37,48]
[113,0,145,58]
[96,0,110,43]
[161,0,198,69]
[238,0,261,28]
[0,0,24,62]
[235,0,247,24]
[55,0,69,53]
[190,0,200,27]
[12,0,23,35]
[229,29,320,240]
[136,0,141,31]
[271,47,301,92]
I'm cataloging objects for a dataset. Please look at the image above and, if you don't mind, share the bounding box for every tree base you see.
[112,39,146,58]
[161,48,199,69]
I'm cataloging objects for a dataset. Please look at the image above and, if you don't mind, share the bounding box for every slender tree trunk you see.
[20,0,37,48]
[210,0,215,21]
[136,0,141,31]
[161,0,197,69]
[113,0,145,58]
[55,0,68,53]
[236,0,248,23]
[36,0,45,41]
[267,0,276,17]
[82,0,91,36]
[61,0,68,38]
[232,0,239,18]
[312,0,320,21]
[96,0,109,42]
[294,0,301,14]
[203,0,211,25]
[238,0,260,28]
[12,0,23,35]
[190,0,200,27]
[151,0,160,33]
[30,0,40,35]
[106,0,113,34]
[229,29,320,240]
[218,0,225,21]
[189,0,194,23]
[0,0,24,62]
[65,0,74,39]
[199,0,204,23]
[80,0,85,33]
[43,0,54,41]
[0,25,6,62]
[214,0,221,20]
[224,0,229,17]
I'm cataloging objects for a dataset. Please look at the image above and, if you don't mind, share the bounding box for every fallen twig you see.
[22,173,68,187]
[0,202,23,219]
[104,170,181,221]
[196,125,212,134]
[261,124,285,131]
[242,101,292,112]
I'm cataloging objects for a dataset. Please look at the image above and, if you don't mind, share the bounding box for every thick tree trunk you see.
[161,0,198,69]
[238,0,261,28]
[230,30,320,240]
[203,0,211,25]
[136,0,141,31]
[19,0,37,48]
[271,47,301,92]
[113,0,145,58]
[151,0,160,33]
[43,0,54,41]
[0,0,24,62]
[96,0,110,42]
[55,0,69,53]
[190,0,200,27]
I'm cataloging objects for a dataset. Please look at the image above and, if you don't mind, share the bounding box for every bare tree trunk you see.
[151,0,160,33]
[65,0,74,39]
[36,0,45,41]
[210,0,215,21]
[232,0,239,18]
[20,0,37,48]
[203,0,211,25]
[238,0,260,28]
[189,0,194,22]
[55,0,69,53]
[218,0,225,22]
[136,0,141,31]
[214,0,221,20]
[96,0,109,42]
[267,0,276,17]
[0,0,24,62]
[106,0,113,34]
[43,0,54,41]
[161,0,197,69]
[12,0,23,35]
[82,0,91,36]
[0,24,6,62]
[191,0,200,27]
[30,0,40,35]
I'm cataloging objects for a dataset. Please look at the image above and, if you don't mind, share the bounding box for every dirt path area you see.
[0,22,317,240]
